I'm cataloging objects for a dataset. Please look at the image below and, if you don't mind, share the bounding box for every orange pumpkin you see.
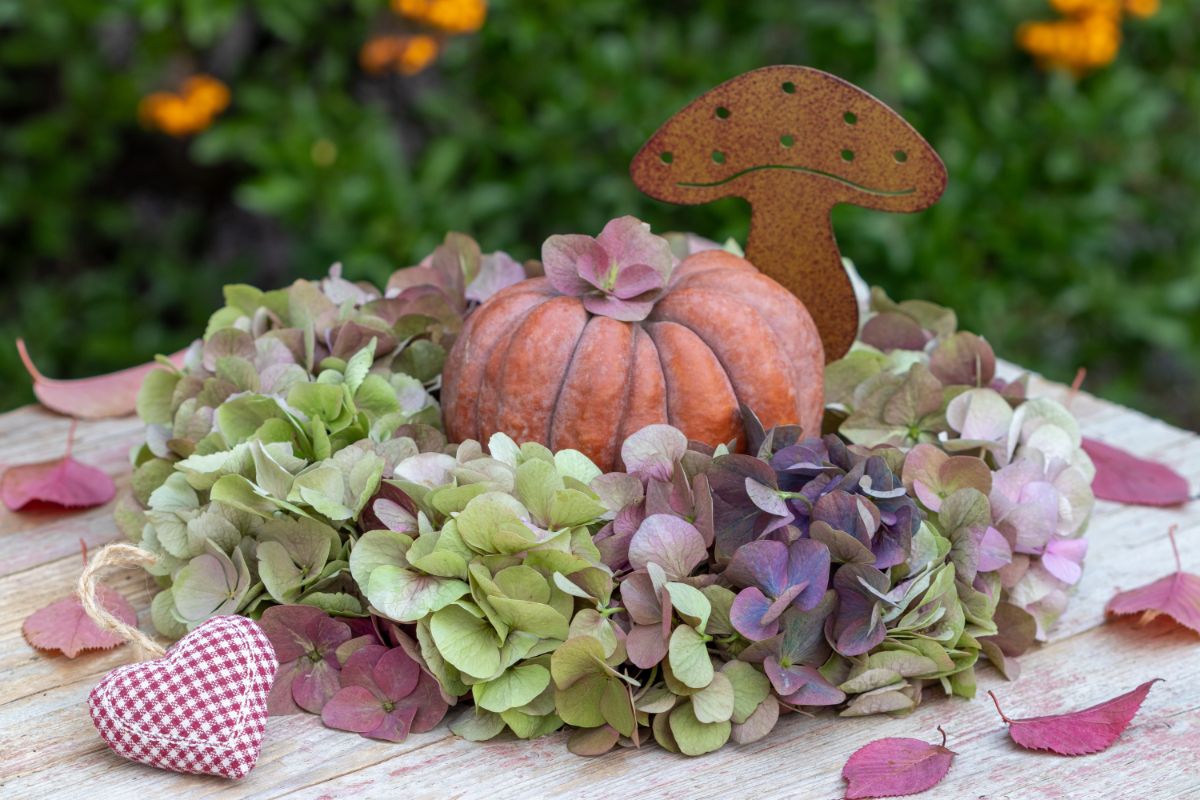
[441,249,825,471]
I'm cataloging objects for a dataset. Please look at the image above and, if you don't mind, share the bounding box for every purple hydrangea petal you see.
[725,539,789,597]
[731,587,781,641]
[785,539,831,610]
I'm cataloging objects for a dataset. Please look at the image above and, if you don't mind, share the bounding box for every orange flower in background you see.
[1123,0,1160,17]
[181,75,231,117]
[1018,0,1156,74]
[359,34,441,76]
[362,0,485,78]
[392,0,487,34]
[139,74,230,137]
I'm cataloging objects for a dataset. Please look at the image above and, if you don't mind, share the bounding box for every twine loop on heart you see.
[77,543,167,659]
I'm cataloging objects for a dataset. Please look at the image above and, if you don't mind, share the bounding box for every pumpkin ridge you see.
[492,296,588,445]
[645,320,739,445]
[667,266,824,436]
[465,293,554,441]
[609,320,641,460]
[650,286,799,429]
[545,310,596,451]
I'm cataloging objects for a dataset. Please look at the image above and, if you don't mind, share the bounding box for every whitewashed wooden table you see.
[1,368,1198,799]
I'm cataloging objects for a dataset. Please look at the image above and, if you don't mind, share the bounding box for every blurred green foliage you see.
[2,0,1198,426]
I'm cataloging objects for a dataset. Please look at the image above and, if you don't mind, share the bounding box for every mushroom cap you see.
[630,65,946,213]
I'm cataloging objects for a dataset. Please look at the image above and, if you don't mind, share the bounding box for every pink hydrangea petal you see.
[609,263,665,299]
[595,216,673,282]
[309,614,354,666]
[465,251,526,303]
[338,644,389,692]
[542,234,606,296]
[913,479,943,512]
[267,662,303,716]
[366,705,419,742]
[582,294,655,322]
[259,604,329,662]
[373,646,421,701]
[627,514,708,580]
[978,525,1014,572]
[619,570,663,625]
[321,685,386,733]
[626,623,669,669]
[1042,538,1088,585]
[293,660,343,713]
[397,671,452,733]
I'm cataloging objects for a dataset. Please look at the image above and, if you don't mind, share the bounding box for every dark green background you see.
[2,0,1198,426]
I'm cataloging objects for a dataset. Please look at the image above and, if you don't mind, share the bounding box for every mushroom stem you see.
[744,203,858,360]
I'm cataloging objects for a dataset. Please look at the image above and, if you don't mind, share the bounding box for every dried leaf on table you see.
[1107,528,1200,635]
[988,680,1161,756]
[841,726,955,799]
[17,338,188,419]
[1,422,115,510]
[23,586,136,658]
[1081,437,1190,507]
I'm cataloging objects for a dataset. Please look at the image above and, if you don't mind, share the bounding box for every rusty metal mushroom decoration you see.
[630,65,947,360]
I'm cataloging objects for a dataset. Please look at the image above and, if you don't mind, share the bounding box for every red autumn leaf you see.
[1107,527,1200,635]
[0,422,115,510]
[841,727,955,799]
[23,585,137,658]
[1081,437,1191,507]
[988,680,1161,756]
[17,339,188,420]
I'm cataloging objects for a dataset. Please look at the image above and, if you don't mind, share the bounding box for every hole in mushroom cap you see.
[780,134,795,148]
[894,150,908,163]
[843,111,858,125]
[841,149,855,162]
[660,151,674,164]
[781,81,796,94]
[715,106,730,119]
[711,150,726,164]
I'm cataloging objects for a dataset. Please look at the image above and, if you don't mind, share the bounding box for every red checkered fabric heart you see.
[88,615,277,779]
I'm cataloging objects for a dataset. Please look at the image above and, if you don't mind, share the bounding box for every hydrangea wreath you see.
[118,219,1094,757]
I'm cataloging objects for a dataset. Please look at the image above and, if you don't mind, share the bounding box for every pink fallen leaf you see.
[988,680,1161,756]
[842,726,955,799]
[17,339,188,419]
[1081,437,1191,507]
[1107,527,1200,635]
[1,422,115,510]
[23,585,137,658]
